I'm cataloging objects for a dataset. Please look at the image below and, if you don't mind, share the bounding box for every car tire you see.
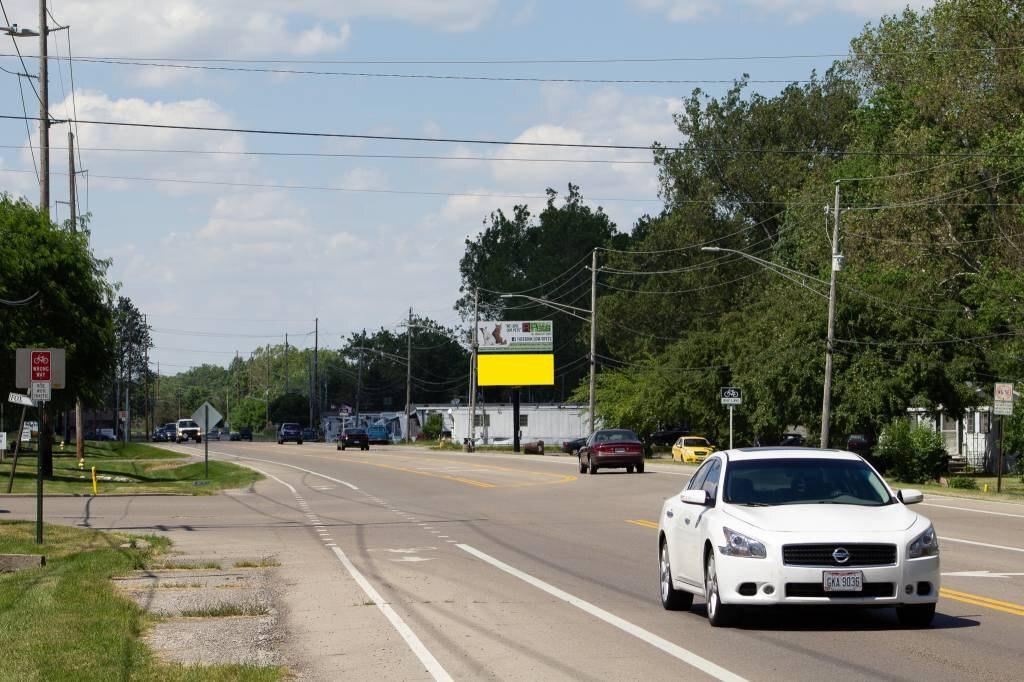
[297,440,303,445]
[336,443,341,450]
[637,461,645,474]
[341,443,346,451]
[660,541,694,611]
[362,445,369,451]
[896,603,936,628]
[626,464,634,474]
[277,439,283,445]
[588,456,596,475]
[579,455,587,474]
[705,552,737,627]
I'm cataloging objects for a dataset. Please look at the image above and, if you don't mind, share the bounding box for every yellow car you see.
[671,435,714,463]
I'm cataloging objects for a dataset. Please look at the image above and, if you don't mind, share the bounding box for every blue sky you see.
[0,0,928,373]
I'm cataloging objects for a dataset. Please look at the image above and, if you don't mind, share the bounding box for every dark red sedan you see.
[578,429,645,474]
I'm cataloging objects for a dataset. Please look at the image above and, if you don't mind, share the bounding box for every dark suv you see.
[277,423,303,445]
[337,428,369,451]
[239,427,252,442]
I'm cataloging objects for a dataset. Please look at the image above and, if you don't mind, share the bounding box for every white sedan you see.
[658,447,940,627]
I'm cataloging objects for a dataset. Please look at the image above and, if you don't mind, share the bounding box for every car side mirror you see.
[897,489,923,505]
[681,489,710,506]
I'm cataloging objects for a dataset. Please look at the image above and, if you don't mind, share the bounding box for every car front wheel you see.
[705,552,737,627]
[588,456,596,475]
[896,603,936,628]
[660,542,694,611]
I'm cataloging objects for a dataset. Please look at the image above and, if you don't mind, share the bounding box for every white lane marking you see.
[247,464,452,681]
[330,546,452,681]
[222,452,360,490]
[942,571,1024,578]
[943,536,1024,554]
[458,544,744,681]
[394,556,435,563]
[923,503,1024,519]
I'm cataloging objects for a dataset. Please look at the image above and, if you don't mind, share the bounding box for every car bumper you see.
[593,454,644,468]
[713,551,940,606]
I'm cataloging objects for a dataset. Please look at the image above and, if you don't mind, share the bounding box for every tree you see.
[230,397,268,431]
[0,194,116,475]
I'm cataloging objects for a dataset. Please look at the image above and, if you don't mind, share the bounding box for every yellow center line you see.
[622,521,1024,619]
[940,588,1024,617]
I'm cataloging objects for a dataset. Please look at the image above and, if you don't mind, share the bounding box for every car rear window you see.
[594,429,639,443]
[347,429,367,435]
[683,438,709,447]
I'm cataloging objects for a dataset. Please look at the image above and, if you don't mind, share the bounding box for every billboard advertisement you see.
[477,321,553,353]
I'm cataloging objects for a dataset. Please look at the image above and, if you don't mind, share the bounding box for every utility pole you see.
[588,249,598,435]
[266,344,271,426]
[406,307,413,442]
[355,332,364,420]
[38,0,49,218]
[284,333,289,393]
[144,314,149,437]
[468,290,479,450]
[821,181,842,448]
[313,318,319,430]
[69,130,84,459]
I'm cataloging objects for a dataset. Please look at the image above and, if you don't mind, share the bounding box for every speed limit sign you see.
[720,387,742,406]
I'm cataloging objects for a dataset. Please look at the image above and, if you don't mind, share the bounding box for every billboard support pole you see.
[589,249,598,435]
[512,388,521,453]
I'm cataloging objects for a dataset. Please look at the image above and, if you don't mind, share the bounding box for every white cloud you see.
[196,193,310,242]
[338,167,388,192]
[631,0,932,23]
[1,0,496,64]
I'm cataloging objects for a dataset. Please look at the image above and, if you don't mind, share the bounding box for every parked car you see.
[229,431,242,441]
[648,427,692,447]
[206,428,222,441]
[239,427,253,442]
[277,423,303,445]
[301,427,318,442]
[366,425,390,444]
[846,433,886,473]
[84,431,116,441]
[657,447,939,627]
[152,424,175,442]
[562,436,587,455]
[578,429,645,474]
[671,435,714,463]
[175,419,202,443]
[779,433,806,447]
[337,427,369,451]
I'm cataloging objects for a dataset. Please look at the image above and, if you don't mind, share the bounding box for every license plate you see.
[823,570,863,592]
[615,447,625,453]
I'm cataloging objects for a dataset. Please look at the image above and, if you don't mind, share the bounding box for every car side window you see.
[701,459,722,500]
[687,460,713,491]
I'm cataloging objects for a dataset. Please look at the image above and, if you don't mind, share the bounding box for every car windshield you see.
[593,429,639,443]
[180,421,198,428]
[683,438,709,447]
[723,458,894,507]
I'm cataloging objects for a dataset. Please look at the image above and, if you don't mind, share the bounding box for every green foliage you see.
[269,392,309,424]
[230,397,268,431]
[421,413,444,439]
[947,476,978,490]
[876,419,948,483]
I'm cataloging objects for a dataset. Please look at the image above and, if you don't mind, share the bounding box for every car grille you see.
[785,582,895,598]
[782,543,897,567]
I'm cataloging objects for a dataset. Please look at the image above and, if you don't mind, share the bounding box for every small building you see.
[907,406,996,472]
[425,403,590,446]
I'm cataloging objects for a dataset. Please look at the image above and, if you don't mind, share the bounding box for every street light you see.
[1,24,40,37]
[701,243,839,446]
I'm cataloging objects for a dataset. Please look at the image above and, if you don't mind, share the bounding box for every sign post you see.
[192,402,223,480]
[720,387,742,450]
[994,382,1014,493]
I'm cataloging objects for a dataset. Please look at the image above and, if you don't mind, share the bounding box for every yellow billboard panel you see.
[477,354,554,386]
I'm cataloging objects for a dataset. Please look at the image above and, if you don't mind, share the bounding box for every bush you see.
[947,476,978,490]
[421,413,444,440]
[876,418,949,484]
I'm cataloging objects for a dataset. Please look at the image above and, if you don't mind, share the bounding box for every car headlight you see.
[719,526,767,559]
[908,524,939,559]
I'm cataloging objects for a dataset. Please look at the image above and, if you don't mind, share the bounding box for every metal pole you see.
[266,344,270,426]
[355,336,363,421]
[468,290,479,450]
[997,415,1004,493]
[36,400,43,544]
[313,319,319,428]
[204,403,209,479]
[512,388,521,453]
[821,181,841,448]
[285,333,289,394]
[406,307,413,442]
[729,405,734,450]
[588,249,598,434]
[70,130,85,460]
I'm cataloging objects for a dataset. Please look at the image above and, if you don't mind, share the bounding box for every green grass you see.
[4,449,262,495]
[179,603,271,618]
[890,475,1024,503]
[233,558,280,569]
[149,560,223,571]
[0,521,283,682]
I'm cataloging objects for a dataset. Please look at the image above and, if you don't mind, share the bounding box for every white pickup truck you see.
[175,419,202,443]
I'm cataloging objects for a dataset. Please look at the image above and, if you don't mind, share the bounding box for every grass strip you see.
[0,521,282,681]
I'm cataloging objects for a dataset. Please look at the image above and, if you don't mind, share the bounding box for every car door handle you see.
[684,518,690,525]
[666,510,674,518]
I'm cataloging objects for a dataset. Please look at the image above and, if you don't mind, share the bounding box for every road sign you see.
[30,382,51,403]
[720,387,742,406]
[21,424,32,442]
[994,382,1014,416]
[477,321,554,353]
[0,432,6,452]
[15,348,66,389]
[8,392,34,407]
[192,402,223,432]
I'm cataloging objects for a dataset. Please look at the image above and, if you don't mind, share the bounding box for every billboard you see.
[477,321,553,353]
[477,354,555,387]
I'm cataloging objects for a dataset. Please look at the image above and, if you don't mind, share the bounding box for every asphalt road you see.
[4,441,1023,680]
